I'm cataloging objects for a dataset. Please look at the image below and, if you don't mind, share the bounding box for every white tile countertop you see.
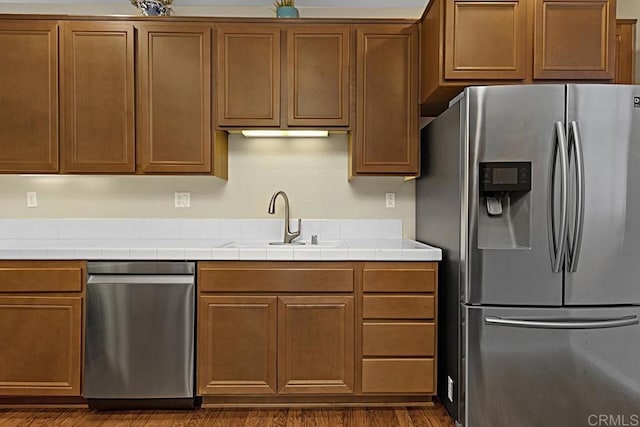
[0,219,442,261]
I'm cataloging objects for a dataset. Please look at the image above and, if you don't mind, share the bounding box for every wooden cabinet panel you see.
[0,261,84,293]
[198,296,277,395]
[534,0,615,79]
[354,24,419,176]
[445,0,527,80]
[286,26,350,127]
[363,295,435,320]
[137,24,212,173]
[0,296,82,396]
[361,359,435,394]
[61,22,135,173]
[363,323,435,356]
[278,296,354,394]
[217,25,280,127]
[362,264,437,293]
[199,262,354,293]
[0,20,58,173]
[615,19,636,84]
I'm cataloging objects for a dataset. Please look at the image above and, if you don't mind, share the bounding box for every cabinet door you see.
[61,22,135,173]
[615,19,636,84]
[278,296,354,394]
[137,24,212,173]
[286,26,350,127]
[217,25,281,127]
[444,0,527,80]
[354,25,419,176]
[534,0,615,80]
[198,296,277,395]
[0,296,82,396]
[0,20,58,173]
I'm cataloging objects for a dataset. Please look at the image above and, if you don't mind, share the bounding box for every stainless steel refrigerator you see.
[416,85,640,427]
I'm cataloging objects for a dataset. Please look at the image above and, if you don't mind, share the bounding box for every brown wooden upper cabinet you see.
[420,0,617,116]
[0,20,58,173]
[444,0,528,81]
[61,21,135,173]
[353,24,419,176]
[137,23,226,177]
[534,0,616,80]
[615,19,636,84]
[216,24,350,128]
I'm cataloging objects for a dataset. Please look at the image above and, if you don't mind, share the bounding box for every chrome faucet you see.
[268,190,301,244]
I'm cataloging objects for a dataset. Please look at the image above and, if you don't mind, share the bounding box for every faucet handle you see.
[311,235,318,245]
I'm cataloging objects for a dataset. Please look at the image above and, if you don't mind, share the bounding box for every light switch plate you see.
[385,192,396,208]
[26,192,38,208]
[174,192,191,208]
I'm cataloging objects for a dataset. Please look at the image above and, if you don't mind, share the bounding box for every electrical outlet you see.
[174,192,191,208]
[448,376,454,402]
[385,192,396,208]
[26,192,38,208]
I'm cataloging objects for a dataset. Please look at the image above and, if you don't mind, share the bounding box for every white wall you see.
[617,0,640,83]
[0,135,417,238]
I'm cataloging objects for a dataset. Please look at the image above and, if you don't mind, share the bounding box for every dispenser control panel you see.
[480,162,531,193]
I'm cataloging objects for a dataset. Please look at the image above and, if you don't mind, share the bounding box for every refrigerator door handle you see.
[568,121,585,273]
[485,315,639,329]
[549,121,570,273]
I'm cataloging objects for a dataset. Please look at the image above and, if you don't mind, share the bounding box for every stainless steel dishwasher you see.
[85,262,195,410]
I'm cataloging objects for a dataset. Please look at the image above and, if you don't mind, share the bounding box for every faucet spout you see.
[267,191,301,244]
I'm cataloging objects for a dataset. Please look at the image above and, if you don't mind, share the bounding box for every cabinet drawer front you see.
[0,261,84,293]
[199,264,354,293]
[362,358,434,394]
[363,268,436,292]
[363,323,435,356]
[363,295,435,319]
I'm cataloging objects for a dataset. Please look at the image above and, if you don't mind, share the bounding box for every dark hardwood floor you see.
[0,404,454,426]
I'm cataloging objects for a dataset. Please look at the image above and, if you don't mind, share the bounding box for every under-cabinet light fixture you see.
[241,130,329,138]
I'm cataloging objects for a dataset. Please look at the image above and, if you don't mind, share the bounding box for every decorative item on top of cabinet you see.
[615,19,636,84]
[137,23,227,177]
[61,21,135,173]
[274,0,300,18]
[351,24,419,177]
[131,0,173,16]
[0,20,58,173]
[0,261,85,397]
[216,24,350,129]
[533,0,616,80]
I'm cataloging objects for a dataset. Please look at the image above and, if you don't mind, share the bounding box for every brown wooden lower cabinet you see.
[197,261,438,403]
[0,261,85,397]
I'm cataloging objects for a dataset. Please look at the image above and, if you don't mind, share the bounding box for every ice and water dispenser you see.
[477,162,532,249]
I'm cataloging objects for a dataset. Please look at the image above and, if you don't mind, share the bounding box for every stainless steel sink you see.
[221,240,345,249]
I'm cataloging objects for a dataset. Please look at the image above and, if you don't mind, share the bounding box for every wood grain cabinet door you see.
[217,25,281,127]
[0,296,82,396]
[278,296,354,394]
[354,25,419,176]
[444,0,527,80]
[286,26,350,127]
[61,22,135,173]
[198,296,277,395]
[0,20,58,173]
[534,0,616,79]
[615,19,636,84]
[137,24,212,173]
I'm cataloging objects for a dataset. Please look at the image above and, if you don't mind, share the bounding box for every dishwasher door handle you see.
[88,275,195,285]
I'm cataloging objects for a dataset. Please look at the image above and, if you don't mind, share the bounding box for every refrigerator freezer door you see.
[565,85,640,305]
[464,305,640,427]
[466,85,566,305]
